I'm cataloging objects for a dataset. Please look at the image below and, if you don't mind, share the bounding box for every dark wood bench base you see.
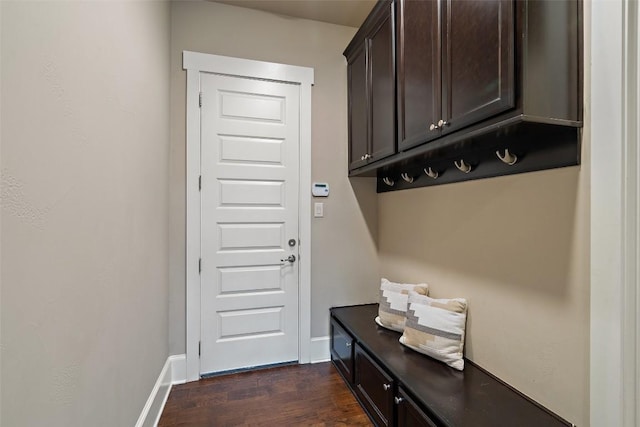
[330,304,573,427]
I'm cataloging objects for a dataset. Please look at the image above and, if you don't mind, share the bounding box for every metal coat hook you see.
[400,173,414,183]
[496,149,518,165]
[454,159,472,174]
[382,177,395,187]
[423,167,439,179]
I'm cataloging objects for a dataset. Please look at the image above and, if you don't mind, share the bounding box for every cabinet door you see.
[396,387,438,427]
[347,42,369,171]
[442,0,514,134]
[368,1,396,163]
[397,0,441,151]
[355,344,394,427]
[330,318,355,384]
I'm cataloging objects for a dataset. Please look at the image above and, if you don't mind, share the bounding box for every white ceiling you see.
[210,0,376,28]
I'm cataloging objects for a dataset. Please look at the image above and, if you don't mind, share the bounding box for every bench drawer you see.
[355,343,395,427]
[330,318,355,384]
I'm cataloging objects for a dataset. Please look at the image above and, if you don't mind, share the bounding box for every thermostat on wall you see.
[312,182,329,197]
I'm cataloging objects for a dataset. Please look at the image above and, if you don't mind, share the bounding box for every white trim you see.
[183,51,313,87]
[183,52,314,380]
[298,69,313,364]
[591,1,639,426]
[309,336,331,364]
[185,65,202,383]
[135,355,187,427]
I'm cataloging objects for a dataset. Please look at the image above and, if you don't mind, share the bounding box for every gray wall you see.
[169,1,380,354]
[1,1,171,426]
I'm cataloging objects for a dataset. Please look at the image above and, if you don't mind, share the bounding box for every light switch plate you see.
[314,202,324,218]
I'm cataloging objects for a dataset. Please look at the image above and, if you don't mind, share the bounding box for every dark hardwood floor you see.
[158,362,372,426]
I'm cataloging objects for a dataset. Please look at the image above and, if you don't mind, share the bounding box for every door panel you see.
[218,180,285,207]
[218,135,285,166]
[368,3,396,162]
[442,0,514,133]
[218,265,284,294]
[200,73,299,374]
[397,0,441,151]
[348,43,369,170]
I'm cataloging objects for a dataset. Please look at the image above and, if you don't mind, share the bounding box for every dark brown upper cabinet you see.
[345,0,396,172]
[346,0,582,192]
[398,0,514,151]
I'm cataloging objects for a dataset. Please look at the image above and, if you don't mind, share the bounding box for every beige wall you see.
[1,2,171,426]
[169,1,380,353]
[379,164,590,425]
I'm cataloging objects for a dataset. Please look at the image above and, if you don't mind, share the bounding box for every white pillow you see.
[399,291,468,370]
[376,278,428,332]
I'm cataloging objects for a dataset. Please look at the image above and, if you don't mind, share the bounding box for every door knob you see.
[438,119,448,127]
[429,123,438,131]
[394,396,404,404]
[383,383,391,391]
[280,254,296,263]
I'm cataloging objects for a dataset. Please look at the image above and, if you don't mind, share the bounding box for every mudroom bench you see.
[330,304,572,427]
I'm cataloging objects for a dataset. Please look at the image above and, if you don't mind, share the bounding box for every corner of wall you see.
[0,0,4,422]
[134,354,187,427]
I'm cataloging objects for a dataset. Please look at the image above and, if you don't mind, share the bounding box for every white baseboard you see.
[135,354,187,427]
[310,336,330,363]
[169,354,187,385]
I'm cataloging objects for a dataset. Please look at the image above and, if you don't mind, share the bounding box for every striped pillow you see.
[375,278,429,332]
[399,291,468,371]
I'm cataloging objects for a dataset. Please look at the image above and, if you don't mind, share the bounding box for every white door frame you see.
[183,51,314,382]
[591,1,639,425]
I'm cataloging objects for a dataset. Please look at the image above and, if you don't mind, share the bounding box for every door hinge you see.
[199,258,202,274]
[199,175,201,191]
[198,341,201,357]
[199,92,202,108]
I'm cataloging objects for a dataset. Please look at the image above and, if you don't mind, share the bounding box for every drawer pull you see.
[394,396,404,404]
[345,342,352,348]
[383,383,391,391]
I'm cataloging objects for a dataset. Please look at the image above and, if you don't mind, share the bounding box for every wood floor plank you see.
[158,362,371,426]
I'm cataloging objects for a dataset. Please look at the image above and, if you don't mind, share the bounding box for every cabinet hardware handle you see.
[345,342,352,347]
[383,383,391,391]
[454,159,472,174]
[382,177,394,187]
[423,167,439,179]
[394,396,404,404]
[360,155,365,161]
[496,148,518,165]
[400,173,414,183]
[438,119,448,127]
[429,123,438,131]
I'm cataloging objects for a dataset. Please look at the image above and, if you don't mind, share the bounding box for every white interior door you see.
[200,73,300,374]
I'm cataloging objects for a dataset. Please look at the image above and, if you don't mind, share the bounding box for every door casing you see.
[183,51,314,382]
